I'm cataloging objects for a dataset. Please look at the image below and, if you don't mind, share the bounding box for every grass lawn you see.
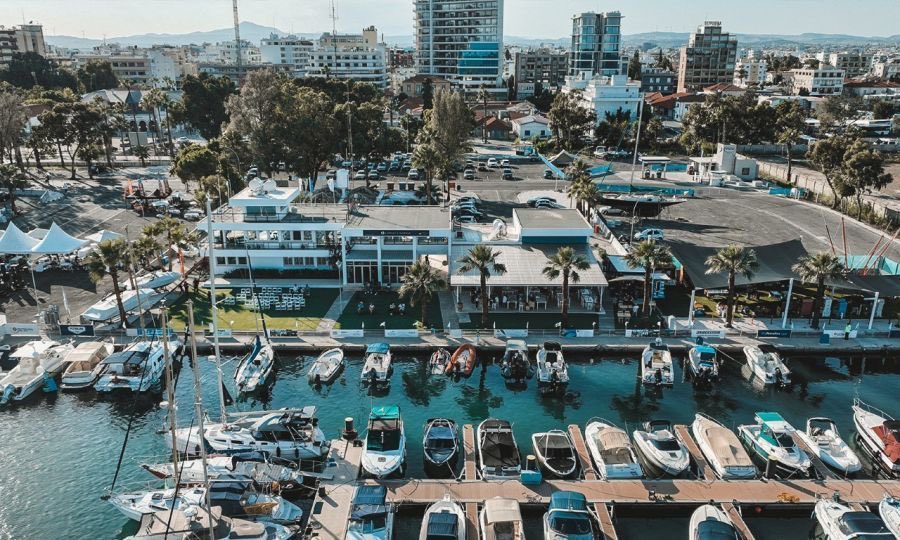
[167,288,339,331]
[336,291,443,330]
[459,311,599,330]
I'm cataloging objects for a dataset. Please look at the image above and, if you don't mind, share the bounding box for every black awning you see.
[670,239,807,290]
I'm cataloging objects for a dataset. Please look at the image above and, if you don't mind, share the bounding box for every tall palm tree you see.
[705,245,759,328]
[85,239,131,326]
[543,246,590,327]
[140,88,166,145]
[792,252,845,329]
[456,245,507,328]
[477,85,490,143]
[398,260,447,326]
[566,160,592,214]
[159,92,176,157]
[131,234,161,269]
[133,145,149,167]
[777,127,802,185]
[144,217,190,271]
[624,240,673,316]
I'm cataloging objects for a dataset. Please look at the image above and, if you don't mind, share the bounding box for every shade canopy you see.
[0,222,39,254]
[32,222,88,254]
[450,245,608,288]
[85,230,123,243]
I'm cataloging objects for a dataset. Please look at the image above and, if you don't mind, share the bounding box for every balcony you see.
[215,240,335,251]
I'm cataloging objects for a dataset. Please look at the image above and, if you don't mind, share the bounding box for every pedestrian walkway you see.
[315,291,353,332]
[438,290,460,329]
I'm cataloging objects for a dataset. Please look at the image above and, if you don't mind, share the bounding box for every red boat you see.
[446,344,477,377]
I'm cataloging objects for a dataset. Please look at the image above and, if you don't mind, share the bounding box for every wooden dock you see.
[789,431,838,480]
[674,424,715,481]
[722,502,756,540]
[465,502,479,540]
[463,424,477,480]
[594,502,618,540]
[307,439,362,540]
[569,424,597,480]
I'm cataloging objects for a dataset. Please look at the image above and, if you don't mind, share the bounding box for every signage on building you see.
[757,329,792,339]
[691,329,726,339]
[625,328,650,338]
[331,329,364,339]
[823,329,858,339]
[126,327,176,337]
[362,230,430,237]
[59,324,96,337]
[1,323,40,336]
[574,329,595,338]
[384,329,419,338]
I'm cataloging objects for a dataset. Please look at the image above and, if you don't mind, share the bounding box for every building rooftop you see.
[345,205,450,231]
[230,183,301,206]
[514,208,591,230]
[450,244,607,287]
[511,114,549,126]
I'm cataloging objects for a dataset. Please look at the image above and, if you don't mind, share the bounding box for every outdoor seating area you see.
[457,286,601,314]
[221,286,310,311]
[338,290,443,330]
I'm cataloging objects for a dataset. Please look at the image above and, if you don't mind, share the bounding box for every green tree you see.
[565,160,593,215]
[195,174,230,208]
[133,144,150,167]
[143,217,191,271]
[85,239,132,326]
[542,246,590,327]
[704,245,759,328]
[872,100,897,120]
[140,87,167,144]
[412,89,474,203]
[0,87,27,166]
[0,52,78,90]
[279,87,341,186]
[816,94,866,133]
[171,145,218,191]
[130,235,161,269]
[774,101,807,184]
[655,49,673,71]
[63,102,106,179]
[840,139,894,218]
[547,90,596,151]
[422,78,434,110]
[792,252,845,329]
[34,107,71,168]
[477,85,491,143]
[624,240,673,316]
[808,134,855,207]
[177,73,236,140]
[627,50,642,80]
[77,60,119,92]
[594,109,632,149]
[224,69,285,176]
[456,245,507,328]
[398,259,447,326]
[0,163,28,213]
[77,144,103,179]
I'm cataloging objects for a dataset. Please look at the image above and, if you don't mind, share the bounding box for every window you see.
[741,167,750,176]
[216,257,225,265]
[524,129,530,136]
[226,257,237,265]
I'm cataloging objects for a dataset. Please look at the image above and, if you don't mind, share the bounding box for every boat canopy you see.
[756,412,791,431]
[838,512,892,536]
[63,342,108,363]
[696,518,738,540]
[426,511,458,539]
[351,486,388,520]
[483,498,521,524]
[10,340,58,359]
[370,405,400,420]
[535,432,571,449]
[428,424,456,440]
[366,343,390,354]
[505,340,527,351]
[481,419,512,432]
[101,349,149,366]
[549,491,587,512]
[542,341,562,352]
[694,345,716,357]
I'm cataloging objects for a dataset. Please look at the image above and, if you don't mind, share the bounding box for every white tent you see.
[0,222,39,254]
[32,222,88,254]
[85,230,124,243]
[27,228,49,240]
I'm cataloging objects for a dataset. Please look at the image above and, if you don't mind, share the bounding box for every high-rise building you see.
[569,11,623,78]
[0,23,47,65]
[414,0,504,92]
[677,21,738,92]
[514,48,569,89]
[306,26,388,88]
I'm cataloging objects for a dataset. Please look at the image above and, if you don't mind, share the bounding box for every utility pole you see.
[232,0,242,83]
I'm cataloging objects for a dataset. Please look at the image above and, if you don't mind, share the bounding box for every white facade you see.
[816,51,873,78]
[734,58,767,87]
[874,59,900,80]
[201,40,261,66]
[511,115,550,139]
[260,34,314,77]
[787,65,845,96]
[147,47,198,85]
[564,73,642,123]
[306,27,388,88]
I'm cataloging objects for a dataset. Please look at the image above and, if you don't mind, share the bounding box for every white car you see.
[408,168,420,180]
[354,170,367,180]
[634,228,665,241]
[500,159,510,167]
[183,210,203,221]
[487,158,499,168]
[527,196,556,207]
[454,215,478,224]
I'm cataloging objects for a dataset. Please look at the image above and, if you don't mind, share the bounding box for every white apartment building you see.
[0,23,46,65]
[203,39,262,66]
[414,0,505,92]
[816,50,873,79]
[147,47,198,86]
[787,65,845,96]
[563,73,642,123]
[260,34,314,77]
[873,59,899,80]
[306,27,388,88]
[734,58,767,87]
[73,47,152,84]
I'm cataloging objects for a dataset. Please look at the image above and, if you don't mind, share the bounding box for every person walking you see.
[844,322,852,340]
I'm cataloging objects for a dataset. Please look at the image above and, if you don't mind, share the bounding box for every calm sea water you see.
[0,347,897,540]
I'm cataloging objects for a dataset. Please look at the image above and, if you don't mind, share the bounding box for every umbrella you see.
[85,230,124,243]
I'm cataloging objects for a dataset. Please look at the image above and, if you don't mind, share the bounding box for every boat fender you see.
[314,374,321,386]
[1,383,14,404]
[42,372,58,393]
[275,447,281,458]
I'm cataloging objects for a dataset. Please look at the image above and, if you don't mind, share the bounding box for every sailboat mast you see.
[187,301,216,540]
[161,308,180,474]
[628,94,645,189]
[205,198,228,422]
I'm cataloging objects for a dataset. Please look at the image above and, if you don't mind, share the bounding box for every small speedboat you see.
[691,413,756,480]
[743,345,790,386]
[423,418,458,469]
[306,347,343,385]
[447,344,477,377]
[640,340,673,386]
[0,340,72,404]
[235,335,276,393]
[879,495,900,537]
[60,341,113,391]
[419,494,465,540]
[737,411,810,478]
[347,485,395,540]
[853,399,900,475]
[500,339,533,383]
[795,417,862,475]
[632,420,690,477]
[535,341,568,396]
[531,429,578,479]
[543,491,593,539]
[429,349,451,375]
[584,418,643,479]
[479,498,523,540]
[689,504,738,540]
[477,418,521,480]
[125,505,296,540]
[815,499,893,540]
[361,405,406,478]
[361,342,393,387]
[687,344,719,384]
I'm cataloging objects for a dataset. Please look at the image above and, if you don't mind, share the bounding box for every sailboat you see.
[124,505,297,540]
[234,254,277,394]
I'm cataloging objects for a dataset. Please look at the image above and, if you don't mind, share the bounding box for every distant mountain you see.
[46,22,295,50]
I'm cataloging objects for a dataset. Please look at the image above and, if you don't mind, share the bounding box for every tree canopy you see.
[176,73,237,140]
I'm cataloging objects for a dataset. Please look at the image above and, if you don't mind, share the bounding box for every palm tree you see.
[792,252,845,329]
[623,240,673,316]
[133,145,149,167]
[159,92,176,157]
[85,239,131,326]
[456,245,507,328]
[0,163,28,214]
[143,217,190,271]
[543,246,590,327]
[705,245,759,328]
[398,260,447,326]
[477,85,490,143]
[777,127,802,185]
[131,234,161,269]
[566,160,592,214]
[140,88,166,145]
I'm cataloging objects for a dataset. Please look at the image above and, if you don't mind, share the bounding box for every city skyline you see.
[2,0,899,42]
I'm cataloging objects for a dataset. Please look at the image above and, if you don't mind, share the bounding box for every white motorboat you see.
[125,270,182,290]
[479,498,523,540]
[814,499,893,540]
[477,418,521,480]
[307,348,344,384]
[429,349,451,375]
[347,485,394,540]
[743,345,790,386]
[169,407,330,461]
[361,405,406,478]
[0,340,72,404]
[125,505,296,540]
[853,399,900,475]
[632,420,690,477]
[423,418,458,469]
[142,459,313,494]
[419,494,465,540]
[535,341,569,396]
[795,417,862,475]
[95,337,180,393]
[584,418,643,479]
[691,413,757,480]
[361,342,393,387]
[531,429,578,479]
[235,335,276,393]
[879,495,900,538]
[543,491,593,540]
[82,288,156,322]
[737,412,811,478]
[500,339,533,383]
[60,341,113,391]
[640,340,673,386]
[109,486,205,522]
[687,344,719,383]
[689,504,738,540]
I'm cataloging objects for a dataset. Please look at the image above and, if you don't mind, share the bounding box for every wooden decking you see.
[594,502,618,540]
[722,502,756,540]
[463,423,477,480]
[307,439,362,540]
[674,424,715,481]
[569,424,597,480]
[789,431,839,480]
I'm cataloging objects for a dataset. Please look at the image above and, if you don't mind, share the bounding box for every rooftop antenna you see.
[232,0,242,83]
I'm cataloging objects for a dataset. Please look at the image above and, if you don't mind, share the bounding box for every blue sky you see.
[2,0,898,38]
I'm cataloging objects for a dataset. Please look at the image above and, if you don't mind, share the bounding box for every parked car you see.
[502,169,514,180]
[367,170,380,180]
[527,196,557,207]
[534,200,564,209]
[487,158,499,168]
[354,170,367,180]
[388,161,400,171]
[543,169,553,179]
[599,206,625,216]
[634,228,665,241]
[500,159,510,168]
[593,146,608,158]
[401,163,412,173]
[457,196,480,205]
[454,215,479,224]
[463,170,475,180]
[408,168,420,180]
[453,202,479,212]
[478,162,488,171]
[453,206,484,217]
[377,163,388,173]
[183,210,203,221]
